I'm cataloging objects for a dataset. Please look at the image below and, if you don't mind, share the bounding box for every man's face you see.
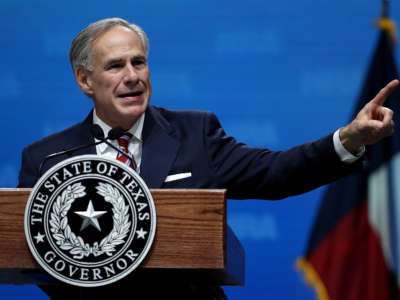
[76,25,151,129]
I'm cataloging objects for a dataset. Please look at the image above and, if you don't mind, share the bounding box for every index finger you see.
[371,79,399,106]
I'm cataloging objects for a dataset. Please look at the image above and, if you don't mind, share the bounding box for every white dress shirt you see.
[93,110,145,173]
[333,129,365,163]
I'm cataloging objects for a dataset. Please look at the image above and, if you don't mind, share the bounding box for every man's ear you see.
[75,66,94,97]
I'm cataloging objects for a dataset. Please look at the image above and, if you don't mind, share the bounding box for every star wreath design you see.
[50,182,131,260]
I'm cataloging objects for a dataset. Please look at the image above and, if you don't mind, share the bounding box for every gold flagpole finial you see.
[374,0,397,44]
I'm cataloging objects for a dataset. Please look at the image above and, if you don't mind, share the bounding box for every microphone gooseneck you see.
[103,126,136,169]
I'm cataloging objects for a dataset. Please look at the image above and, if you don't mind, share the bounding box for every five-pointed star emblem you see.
[74,200,107,232]
[136,228,148,239]
[34,232,45,244]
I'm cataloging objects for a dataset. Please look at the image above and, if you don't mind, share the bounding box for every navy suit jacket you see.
[18,105,362,199]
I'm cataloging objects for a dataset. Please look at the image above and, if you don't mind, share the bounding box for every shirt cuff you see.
[333,129,365,163]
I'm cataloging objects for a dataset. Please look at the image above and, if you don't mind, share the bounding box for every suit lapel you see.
[140,106,180,188]
[64,111,97,157]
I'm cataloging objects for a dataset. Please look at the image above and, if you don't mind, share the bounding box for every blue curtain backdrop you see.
[1,1,400,299]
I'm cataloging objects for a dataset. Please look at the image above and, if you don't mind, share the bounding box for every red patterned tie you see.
[116,133,137,170]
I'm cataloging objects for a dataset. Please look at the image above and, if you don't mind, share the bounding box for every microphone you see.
[90,124,105,140]
[108,127,125,140]
[38,125,135,176]
[94,125,136,169]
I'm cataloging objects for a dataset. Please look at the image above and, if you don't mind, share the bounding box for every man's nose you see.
[123,65,139,84]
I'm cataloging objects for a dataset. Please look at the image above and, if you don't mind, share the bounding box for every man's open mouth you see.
[118,91,144,98]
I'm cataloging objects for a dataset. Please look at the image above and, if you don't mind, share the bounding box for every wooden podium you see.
[0,188,244,286]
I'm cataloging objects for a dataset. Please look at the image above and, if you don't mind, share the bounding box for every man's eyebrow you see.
[132,54,147,61]
[104,58,124,68]
[104,55,147,68]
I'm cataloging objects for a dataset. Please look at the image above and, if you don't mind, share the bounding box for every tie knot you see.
[117,133,133,149]
[115,132,137,170]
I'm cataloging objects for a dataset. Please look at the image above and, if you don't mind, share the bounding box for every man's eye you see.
[133,60,145,66]
[108,64,123,70]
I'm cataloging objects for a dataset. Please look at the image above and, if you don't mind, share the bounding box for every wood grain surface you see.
[0,188,244,285]
[0,189,226,269]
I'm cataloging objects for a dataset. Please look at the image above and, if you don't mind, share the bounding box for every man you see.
[18,18,397,299]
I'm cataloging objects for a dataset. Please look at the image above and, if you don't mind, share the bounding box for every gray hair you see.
[69,18,149,72]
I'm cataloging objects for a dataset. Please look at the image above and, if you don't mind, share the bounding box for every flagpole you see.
[382,0,389,18]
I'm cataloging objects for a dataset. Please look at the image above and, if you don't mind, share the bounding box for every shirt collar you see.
[92,109,145,154]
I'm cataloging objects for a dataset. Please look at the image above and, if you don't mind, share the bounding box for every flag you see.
[297,18,400,300]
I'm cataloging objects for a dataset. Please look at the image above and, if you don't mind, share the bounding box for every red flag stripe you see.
[300,201,399,300]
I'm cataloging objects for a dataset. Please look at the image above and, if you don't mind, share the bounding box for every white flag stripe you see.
[368,163,394,272]
[390,153,400,282]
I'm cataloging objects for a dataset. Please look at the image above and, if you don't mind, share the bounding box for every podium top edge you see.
[0,188,32,192]
[150,189,226,194]
[0,188,227,194]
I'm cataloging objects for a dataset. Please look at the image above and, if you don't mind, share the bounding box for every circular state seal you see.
[24,155,156,287]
